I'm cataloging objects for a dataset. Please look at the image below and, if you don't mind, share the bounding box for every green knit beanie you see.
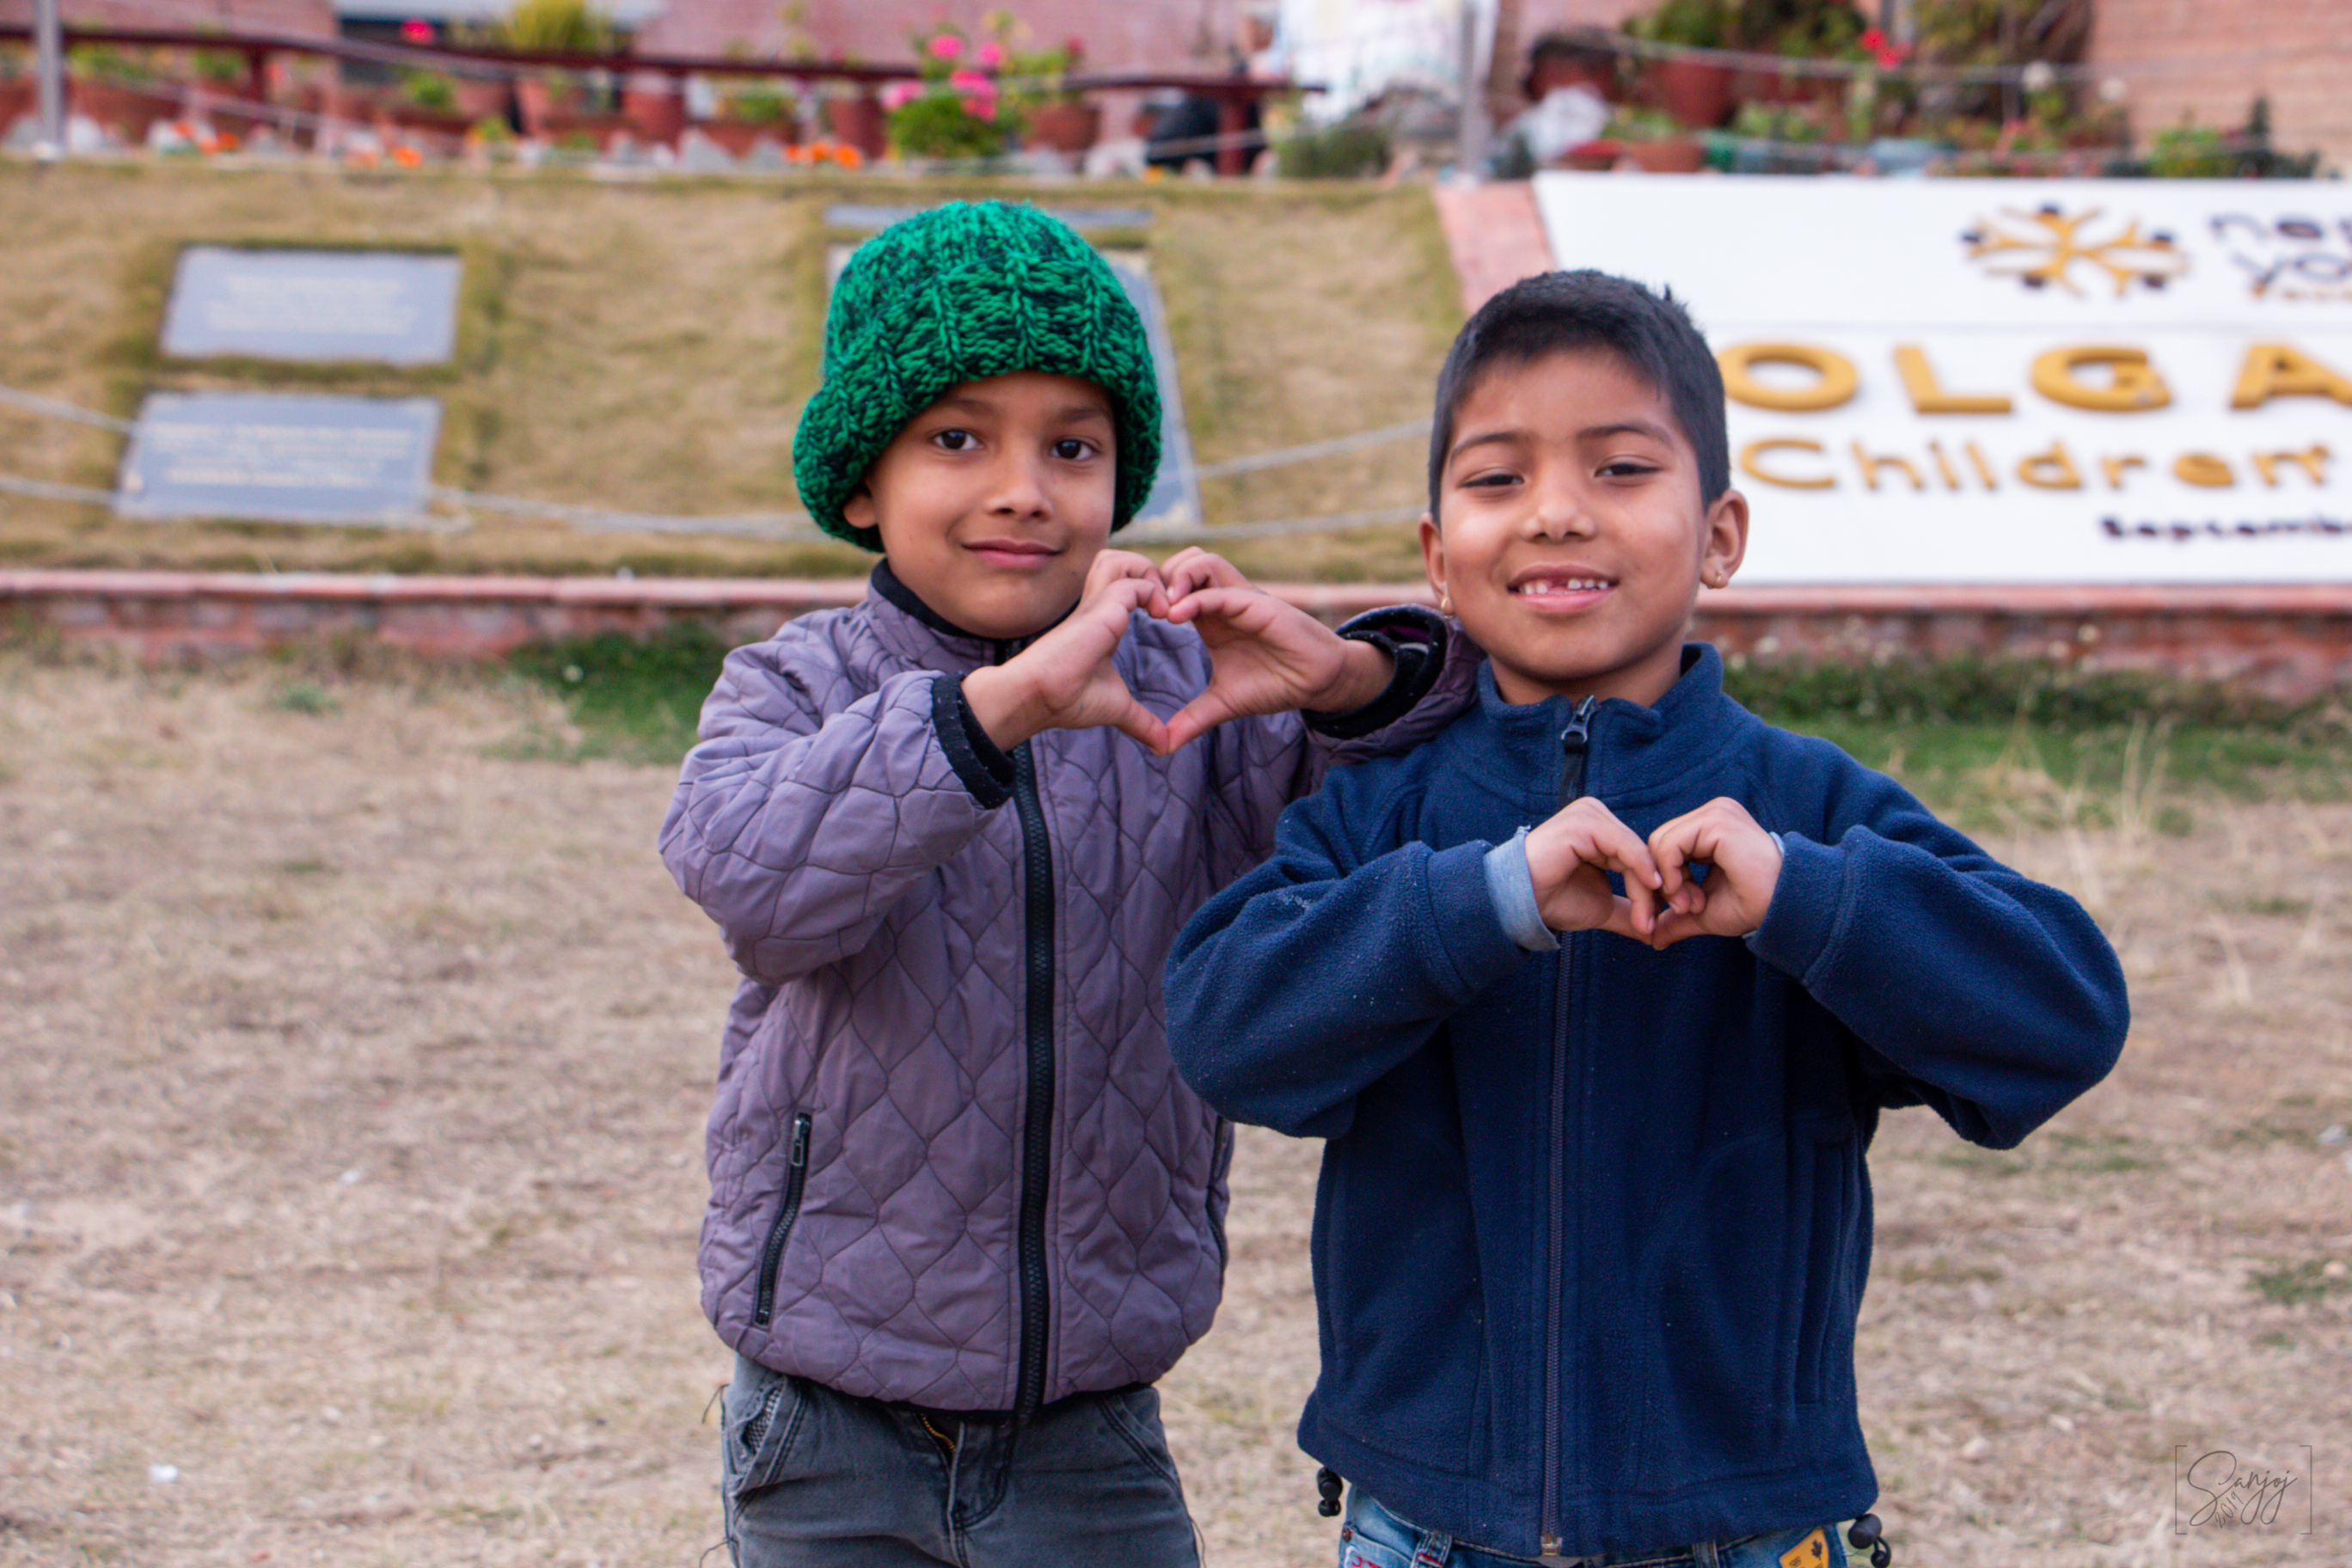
[795,201,1163,549]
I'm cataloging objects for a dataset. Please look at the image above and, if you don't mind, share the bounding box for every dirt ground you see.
[3,655,2348,1567]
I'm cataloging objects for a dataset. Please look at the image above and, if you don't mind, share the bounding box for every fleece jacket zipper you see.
[1540,694,1596,1560]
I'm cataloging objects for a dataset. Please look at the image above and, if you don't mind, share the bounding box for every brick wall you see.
[2087,0,2351,175]
[9,572,2349,701]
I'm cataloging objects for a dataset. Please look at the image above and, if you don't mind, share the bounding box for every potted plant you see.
[384,69,476,141]
[882,21,1020,164]
[1621,0,1736,129]
[495,0,616,136]
[1606,102,1704,170]
[694,66,799,155]
[67,44,175,144]
[0,53,33,141]
[1008,33,1095,154]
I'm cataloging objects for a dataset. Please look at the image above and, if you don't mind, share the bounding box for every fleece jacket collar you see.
[1469,643,1755,815]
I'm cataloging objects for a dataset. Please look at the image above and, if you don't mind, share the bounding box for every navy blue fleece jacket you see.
[1164,644,2128,1559]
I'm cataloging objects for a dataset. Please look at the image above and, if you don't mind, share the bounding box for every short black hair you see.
[1426,270,1729,518]
[1521,27,1619,100]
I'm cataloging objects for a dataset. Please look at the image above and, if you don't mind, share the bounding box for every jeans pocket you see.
[725,1357,809,1499]
[1091,1386,1184,1488]
[1338,1492,1430,1568]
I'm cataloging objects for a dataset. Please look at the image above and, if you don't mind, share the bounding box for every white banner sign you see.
[1533,175,2352,584]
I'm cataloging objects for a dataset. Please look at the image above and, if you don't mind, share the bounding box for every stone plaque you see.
[117,393,440,525]
[161,247,462,364]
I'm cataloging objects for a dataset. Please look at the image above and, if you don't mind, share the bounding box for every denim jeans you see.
[1338,1489,1849,1568]
[720,1353,1201,1567]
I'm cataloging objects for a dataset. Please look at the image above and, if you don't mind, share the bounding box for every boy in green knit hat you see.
[661,200,1463,1566]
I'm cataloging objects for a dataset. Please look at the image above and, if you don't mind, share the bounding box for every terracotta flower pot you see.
[382,101,477,147]
[1736,64,1841,108]
[1023,97,1100,153]
[824,92,886,160]
[515,77,585,138]
[1626,135,1706,173]
[690,115,794,156]
[622,81,687,146]
[1651,58,1733,130]
[70,77,176,144]
[537,109,633,151]
[0,78,36,138]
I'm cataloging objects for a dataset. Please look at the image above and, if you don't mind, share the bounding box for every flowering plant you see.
[1841,26,1911,139]
[885,17,1020,159]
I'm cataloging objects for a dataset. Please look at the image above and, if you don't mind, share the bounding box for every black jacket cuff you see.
[931,674,1016,808]
[1303,604,1450,741]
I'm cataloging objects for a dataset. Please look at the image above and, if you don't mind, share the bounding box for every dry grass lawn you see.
[0,162,1452,585]
[3,652,2349,1567]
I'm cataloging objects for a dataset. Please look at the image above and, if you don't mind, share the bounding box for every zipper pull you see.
[788,1113,810,1168]
[1556,695,1598,808]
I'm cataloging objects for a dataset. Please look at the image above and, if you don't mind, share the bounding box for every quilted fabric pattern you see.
[660,579,1473,1409]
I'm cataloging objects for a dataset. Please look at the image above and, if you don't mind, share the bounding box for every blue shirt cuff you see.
[1483,828,1561,952]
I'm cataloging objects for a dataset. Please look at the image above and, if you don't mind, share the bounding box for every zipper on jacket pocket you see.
[751,1112,812,1328]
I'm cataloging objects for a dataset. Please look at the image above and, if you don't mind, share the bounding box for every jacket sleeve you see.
[658,633,1004,987]
[1748,750,2130,1149]
[1166,769,1533,1140]
[1205,606,1480,885]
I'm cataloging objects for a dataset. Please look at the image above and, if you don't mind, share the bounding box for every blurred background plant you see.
[884,17,1020,159]
[495,0,616,55]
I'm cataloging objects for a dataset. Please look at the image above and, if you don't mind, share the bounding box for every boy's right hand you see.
[1524,797,1666,942]
[962,552,1173,755]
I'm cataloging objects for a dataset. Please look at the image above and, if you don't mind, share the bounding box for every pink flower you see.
[881,79,921,110]
[928,33,964,60]
[1874,43,1906,69]
[975,40,1003,68]
[400,17,433,43]
[1859,28,1885,51]
[961,95,994,119]
[948,67,990,91]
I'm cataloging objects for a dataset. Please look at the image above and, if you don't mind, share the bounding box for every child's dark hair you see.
[1426,270,1729,517]
[1520,27,1619,100]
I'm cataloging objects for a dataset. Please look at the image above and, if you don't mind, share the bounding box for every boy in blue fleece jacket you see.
[1164,273,2129,1568]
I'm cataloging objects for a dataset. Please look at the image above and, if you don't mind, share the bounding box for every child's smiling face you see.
[1421,347,1747,708]
[845,371,1119,641]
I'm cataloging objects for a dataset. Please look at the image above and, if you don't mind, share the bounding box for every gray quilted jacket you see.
[660,567,1459,1414]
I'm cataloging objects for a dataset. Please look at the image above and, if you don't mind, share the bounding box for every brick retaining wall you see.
[4,570,2349,702]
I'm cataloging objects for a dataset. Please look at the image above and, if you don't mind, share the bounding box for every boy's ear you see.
[842,483,878,536]
[1700,488,1749,589]
[1417,512,1447,605]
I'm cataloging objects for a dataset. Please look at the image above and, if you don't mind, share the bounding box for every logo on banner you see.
[1961,205,2189,297]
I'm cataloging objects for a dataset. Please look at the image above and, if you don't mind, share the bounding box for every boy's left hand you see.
[1643,798,1782,948]
[1156,548,1390,752]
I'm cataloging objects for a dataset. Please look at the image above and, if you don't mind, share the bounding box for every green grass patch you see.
[505,623,732,764]
[1724,656,2349,826]
[2248,1258,2347,1307]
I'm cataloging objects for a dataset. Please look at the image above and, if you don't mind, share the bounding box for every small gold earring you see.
[1438,591,1454,616]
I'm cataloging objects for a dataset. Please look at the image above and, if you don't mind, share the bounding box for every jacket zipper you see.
[1540,694,1596,1559]
[751,1111,812,1328]
[1005,640,1058,1423]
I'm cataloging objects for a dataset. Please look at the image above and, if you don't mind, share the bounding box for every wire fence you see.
[0,379,1431,543]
